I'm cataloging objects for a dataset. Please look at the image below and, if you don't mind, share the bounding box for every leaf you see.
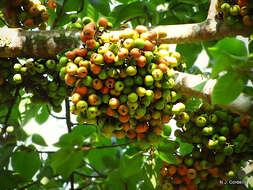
[87,148,118,172]
[157,140,179,153]
[88,0,110,16]
[0,145,15,168]
[119,153,143,178]
[72,124,97,139]
[50,148,83,178]
[185,97,203,112]
[244,86,253,96]
[209,53,232,78]
[0,170,27,189]
[110,2,146,25]
[176,43,202,68]
[104,171,126,190]
[35,104,49,124]
[155,151,178,165]
[212,37,247,57]
[54,133,84,148]
[11,151,41,179]
[249,40,253,54]
[32,134,48,146]
[212,72,244,105]
[192,80,207,91]
[176,138,194,156]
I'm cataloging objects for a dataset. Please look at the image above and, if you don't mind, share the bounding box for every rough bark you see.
[173,71,253,117]
[1,0,253,58]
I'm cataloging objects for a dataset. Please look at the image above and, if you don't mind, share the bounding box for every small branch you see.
[73,171,106,178]
[19,180,40,190]
[82,161,107,178]
[81,142,133,151]
[20,145,55,154]
[65,98,73,133]
[3,88,19,132]
[46,105,66,119]
[122,16,143,24]
[52,0,68,29]
[70,173,74,190]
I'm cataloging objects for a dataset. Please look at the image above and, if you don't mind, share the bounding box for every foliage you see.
[0,0,252,189]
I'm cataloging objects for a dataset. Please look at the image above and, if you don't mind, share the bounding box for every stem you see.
[65,98,72,133]
[46,105,66,119]
[70,174,74,190]
[82,161,107,178]
[73,171,106,178]
[122,16,143,24]
[3,88,19,133]
[81,142,133,151]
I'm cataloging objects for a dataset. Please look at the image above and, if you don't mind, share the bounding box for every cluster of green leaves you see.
[48,0,209,29]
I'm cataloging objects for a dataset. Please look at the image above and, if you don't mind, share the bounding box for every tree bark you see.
[1,0,253,58]
[173,71,253,117]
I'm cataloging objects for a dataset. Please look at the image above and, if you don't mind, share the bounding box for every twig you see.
[122,16,143,24]
[82,161,107,178]
[52,0,68,29]
[70,174,74,190]
[19,180,40,190]
[46,105,66,119]
[73,171,106,179]
[65,98,73,133]
[81,141,133,151]
[75,182,93,190]
[3,88,19,133]
[20,145,55,154]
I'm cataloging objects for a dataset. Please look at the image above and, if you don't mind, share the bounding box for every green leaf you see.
[35,104,49,124]
[119,153,143,178]
[211,37,247,57]
[54,133,84,148]
[88,0,110,16]
[157,140,179,153]
[249,40,253,54]
[244,86,253,96]
[185,97,203,112]
[63,0,83,12]
[176,138,194,156]
[155,151,177,165]
[72,124,97,139]
[209,53,232,78]
[110,2,146,25]
[176,42,202,68]
[0,145,15,168]
[104,171,126,190]
[212,72,244,105]
[11,151,41,179]
[192,80,207,91]
[50,148,83,178]
[0,170,27,189]
[32,134,48,146]
[87,147,118,172]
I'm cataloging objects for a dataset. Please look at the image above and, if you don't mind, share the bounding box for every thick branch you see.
[173,71,253,117]
[1,0,253,58]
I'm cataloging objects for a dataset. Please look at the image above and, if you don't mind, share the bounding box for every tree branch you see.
[3,88,19,132]
[81,142,133,151]
[1,0,253,58]
[65,98,73,133]
[173,71,253,117]
[73,171,106,179]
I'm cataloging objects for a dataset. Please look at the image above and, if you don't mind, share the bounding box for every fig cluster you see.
[11,58,70,112]
[175,103,253,161]
[159,149,245,190]
[2,0,49,29]
[216,0,253,26]
[61,17,186,141]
